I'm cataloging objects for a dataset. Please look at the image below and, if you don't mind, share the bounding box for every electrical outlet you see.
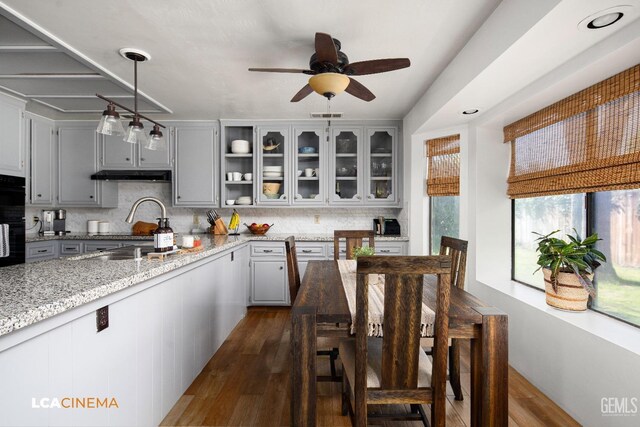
[193,213,200,225]
[32,216,39,225]
[314,215,320,224]
[96,306,109,332]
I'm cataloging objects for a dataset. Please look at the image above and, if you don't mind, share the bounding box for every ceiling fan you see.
[249,32,410,102]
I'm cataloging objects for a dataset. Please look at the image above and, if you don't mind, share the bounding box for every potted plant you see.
[533,229,606,311]
[352,246,375,260]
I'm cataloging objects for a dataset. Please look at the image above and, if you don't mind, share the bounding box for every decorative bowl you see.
[263,139,280,151]
[263,182,281,194]
[231,139,250,154]
[298,146,317,154]
[336,166,356,176]
[245,223,273,235]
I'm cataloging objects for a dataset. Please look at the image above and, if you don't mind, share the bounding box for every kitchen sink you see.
[78,244,155,261]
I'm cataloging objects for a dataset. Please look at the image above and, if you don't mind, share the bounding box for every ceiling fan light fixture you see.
[309,73,350,99]
[145,125,166,151]
[124,118,148,145]
[96,103,125,136]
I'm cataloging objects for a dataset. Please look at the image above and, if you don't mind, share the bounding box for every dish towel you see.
[337,260,435,337]
[0,224,9,258]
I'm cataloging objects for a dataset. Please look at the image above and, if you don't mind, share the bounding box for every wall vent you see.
[310,112,343,119]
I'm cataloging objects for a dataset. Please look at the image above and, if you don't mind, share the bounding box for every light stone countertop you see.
[4,233,409,337]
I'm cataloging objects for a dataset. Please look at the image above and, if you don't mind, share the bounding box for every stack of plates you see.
[263,165,283,178]
[236,196,252,205]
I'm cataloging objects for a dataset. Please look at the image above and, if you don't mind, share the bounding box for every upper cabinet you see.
[0,94,26,177]
[329,127,364,205]
[101,132,172,169]
[257,126,290,205]
[293,126,326,205]
[365,127,398,206]
[221,124,255,207]
[57,124,117,207]
[28,116,56,206]
[173,123,218,207]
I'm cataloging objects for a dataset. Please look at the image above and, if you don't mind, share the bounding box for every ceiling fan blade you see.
[345,78,376,102]
[315,32,338,65]
[291,84,314,102]
[248,68,313,74]
[344,58,411,75]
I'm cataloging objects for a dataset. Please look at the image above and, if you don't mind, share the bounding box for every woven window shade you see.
[425,134,460,196]
[504,64,640,198]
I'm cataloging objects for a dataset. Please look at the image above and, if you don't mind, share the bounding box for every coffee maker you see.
[41,209,67,235]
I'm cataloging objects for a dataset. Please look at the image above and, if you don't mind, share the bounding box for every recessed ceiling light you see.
[587,12,623,29]
[578,6,632,31]
[462,109,479,115]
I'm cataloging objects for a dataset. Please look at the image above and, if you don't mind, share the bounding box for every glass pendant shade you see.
[308,73,350,98]
[96,104,125,136]
[145,125,166,151]
[124,119,148,145]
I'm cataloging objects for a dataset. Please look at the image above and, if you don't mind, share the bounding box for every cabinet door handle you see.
[263,249,273,253]
[355,195,361,200]
[177,196,181,199]
[89,195,94,199]
[340,249,346,253]
[302,249,312,253]
[140,158,146,161]
[380,249,391,253]
[37,249,48,253]
[125,157,130,161]
[37,194,42,197]
[96,248,107,251]
[368,194,374,199]
[279,266,284,270]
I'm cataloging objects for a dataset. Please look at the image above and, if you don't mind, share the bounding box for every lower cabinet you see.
[25,241,58,262]
[0,247,247,427]
[84,242,122,253]
[251,259,288,305]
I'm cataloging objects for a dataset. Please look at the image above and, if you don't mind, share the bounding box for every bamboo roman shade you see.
[504,64,640,198]
[426,134,460,196]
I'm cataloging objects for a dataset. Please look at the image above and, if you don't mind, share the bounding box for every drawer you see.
[251,243,285,257]
[60,242,82,255]
[84,242,121,253]
[296,243,326,259]
[375,243,405,255]
[26,242,57,260]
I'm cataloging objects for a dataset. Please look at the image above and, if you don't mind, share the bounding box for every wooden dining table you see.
[291,260,509,427]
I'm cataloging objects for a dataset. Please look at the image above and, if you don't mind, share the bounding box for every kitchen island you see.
[0,233,408,426]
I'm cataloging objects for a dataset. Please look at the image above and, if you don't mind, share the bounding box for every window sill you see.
[474,278,640,357]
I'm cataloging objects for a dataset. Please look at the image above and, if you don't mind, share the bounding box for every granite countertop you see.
[3,233,409,338]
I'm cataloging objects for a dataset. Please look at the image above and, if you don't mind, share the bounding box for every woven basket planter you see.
[543,268,592,311]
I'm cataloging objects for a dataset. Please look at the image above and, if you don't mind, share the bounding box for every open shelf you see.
[226,181,253,185]
[225,153,253,158]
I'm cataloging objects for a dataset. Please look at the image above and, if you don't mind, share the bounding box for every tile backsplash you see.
[26,182,407,235]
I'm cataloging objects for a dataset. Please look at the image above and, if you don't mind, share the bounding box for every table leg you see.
[471,307,509,427]
[291,307,317,427]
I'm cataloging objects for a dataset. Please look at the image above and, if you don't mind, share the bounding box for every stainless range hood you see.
[91,170,172,181]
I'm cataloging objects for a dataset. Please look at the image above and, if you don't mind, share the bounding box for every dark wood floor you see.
[161,307,579,426]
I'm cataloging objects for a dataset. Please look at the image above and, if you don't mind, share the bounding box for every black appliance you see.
[0,174,26,267]
[373,217,401,236]
[91,170,172,181]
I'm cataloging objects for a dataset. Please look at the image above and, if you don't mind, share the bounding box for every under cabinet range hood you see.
[91,170,172,181]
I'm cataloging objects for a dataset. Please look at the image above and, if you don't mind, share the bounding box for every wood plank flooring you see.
[161,307,579,426]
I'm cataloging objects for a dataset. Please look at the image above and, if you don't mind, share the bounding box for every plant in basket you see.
[533,229,606,311]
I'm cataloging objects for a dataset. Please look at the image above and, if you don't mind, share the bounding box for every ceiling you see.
[0,0,501,120]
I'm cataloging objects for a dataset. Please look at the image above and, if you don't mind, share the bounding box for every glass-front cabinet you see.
[257,126,289,205]
[329,127,364,204]
[293,126,326,205]
[221,125,255,207]
[365,127,397,205]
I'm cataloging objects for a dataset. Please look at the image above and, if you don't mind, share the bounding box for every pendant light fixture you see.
[95,48,166,150]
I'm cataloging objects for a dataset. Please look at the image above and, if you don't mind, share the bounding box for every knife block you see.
[210,218,228,235]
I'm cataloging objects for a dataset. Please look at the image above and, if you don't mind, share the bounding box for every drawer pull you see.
[279,266,284,270]
[37,249,48,253]
[263,249,274,253]
[302,249,313,253]
[379,249,391,253]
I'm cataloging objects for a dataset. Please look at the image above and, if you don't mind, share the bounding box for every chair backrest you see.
[440,236,468,290]
[333,230,375,260]
[355,255,451,395]
[284,236,300,303]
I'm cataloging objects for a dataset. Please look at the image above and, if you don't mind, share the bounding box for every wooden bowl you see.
[245,223,273,235]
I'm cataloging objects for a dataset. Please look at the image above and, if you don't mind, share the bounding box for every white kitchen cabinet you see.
[220,123,256,208]
[173,124,218,207]
[256,126,290,205]
[292,126,326,205]
[329,126,364,205]
[251,259,287,304]
[100,132,172,170]
[25,241,58,262]
[28,116,56,205]
[364,126,398,206]
[57,124,118,207]
[84,242,121,252]
[0,93,26,178]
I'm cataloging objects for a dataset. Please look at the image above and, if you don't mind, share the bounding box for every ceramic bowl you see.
[263,182,281,194]
[225,199,235,205]
[231,139,250,154]
[298,146,316,154]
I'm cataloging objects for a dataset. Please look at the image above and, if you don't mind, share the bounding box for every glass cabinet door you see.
[330,127,363,204]
[222,125,255,207]
[293,127,325,205]
[366,127,396,205]
[257,127,289,205]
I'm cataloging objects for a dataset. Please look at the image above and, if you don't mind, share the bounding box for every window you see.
[513,195,586,288]
[430,196,459,255]
[513,190,640,327]
[591,189,640,326]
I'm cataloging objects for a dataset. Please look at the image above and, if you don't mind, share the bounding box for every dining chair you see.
[285,236,343,381]
[340,255,452,427]
[333,230,375,260]
[421,235,468,401]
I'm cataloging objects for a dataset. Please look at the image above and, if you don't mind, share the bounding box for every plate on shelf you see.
[236,199,253,205]
[263,172,283,178]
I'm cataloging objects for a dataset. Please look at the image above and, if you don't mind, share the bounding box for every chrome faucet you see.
[125,197,168,223]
